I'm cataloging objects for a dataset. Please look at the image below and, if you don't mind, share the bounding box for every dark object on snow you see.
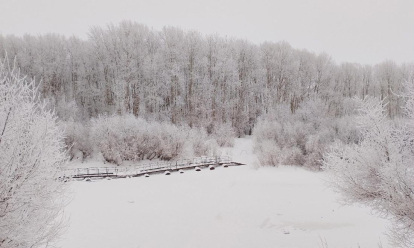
[179,169,184,174]
[164,171,171,175]
[195,167,201,171]
[144,174,150,177]
[84,177,92,182]
[223,164,229,168]
[209,165,215,170]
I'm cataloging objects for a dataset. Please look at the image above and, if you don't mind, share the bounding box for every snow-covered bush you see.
[60,120,91,161]
[254,140,282,166]
[253,99,359,169]
[189,127,219,157]
[303,133,328,169]
[90,114,187,164]
[204,139,219,157]
[281,146,305,166]
[323,94,414,247]
[64,115,225,164]
[333,116,360,144]
[212,123,236,147]
[0,60,68,248]
[90,115,124,164]
[189,127,206,157]
[253,119,282,142]
[157,122,187,160]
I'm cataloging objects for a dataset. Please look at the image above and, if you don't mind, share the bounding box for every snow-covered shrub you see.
[188,127,221,157]
[333,116,360,144]
[281,146,305,166]
[83,114,226,164]
[90,114,187,164]
[61,120,91,161]
[253,99,359,169]
[157,122,187,160]
[252,119,282,141]
[90,115,123,165]
[303,129,336,169]
[0,60,68,248]
[204,139,219,157]
[323,95,414,247]
[189,127,209,156]
[254,140,282,166]
[212,123,236,147]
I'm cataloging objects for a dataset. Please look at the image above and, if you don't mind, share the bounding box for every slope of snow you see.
[58,138,391,248]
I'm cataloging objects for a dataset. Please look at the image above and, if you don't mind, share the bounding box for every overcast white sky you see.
[0,0,413,65]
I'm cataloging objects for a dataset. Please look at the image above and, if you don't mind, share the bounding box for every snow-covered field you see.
[58,138,391,248]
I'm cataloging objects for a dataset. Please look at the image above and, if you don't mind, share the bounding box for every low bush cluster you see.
[253,99,360,170]
[90,115,187,165]
[61,120,91,160]
[212,123,236,147]
[62,115,236,165]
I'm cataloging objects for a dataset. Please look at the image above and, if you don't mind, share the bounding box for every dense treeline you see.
[1,21,413,136]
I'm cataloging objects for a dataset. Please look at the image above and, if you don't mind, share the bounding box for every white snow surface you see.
[58,138,391,248]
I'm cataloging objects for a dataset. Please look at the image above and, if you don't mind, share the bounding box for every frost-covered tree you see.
[323,94,414,247]
[0,59,68,248]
